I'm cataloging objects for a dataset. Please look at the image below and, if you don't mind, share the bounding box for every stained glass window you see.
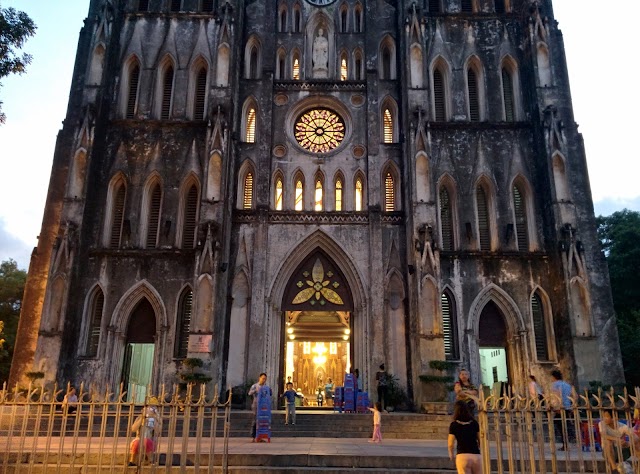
[295,109,345,153]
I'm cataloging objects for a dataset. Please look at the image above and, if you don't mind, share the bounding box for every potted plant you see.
[419,360,456,413]
[178,358,212,395]
[384,373,410,412]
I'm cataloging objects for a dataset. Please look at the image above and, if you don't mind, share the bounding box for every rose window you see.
[294,108,345,153]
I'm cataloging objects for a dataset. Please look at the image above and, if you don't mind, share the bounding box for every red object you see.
[130,437,155,455]
[580,421,601,451]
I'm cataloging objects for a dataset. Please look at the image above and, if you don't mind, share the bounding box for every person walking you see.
[375,364,388,410]
[454,369,479,412]
[550,369,576,450]
[448,400,482,474]
[281,382,301,425]
[528,375,544,401]
[368,402,383,443]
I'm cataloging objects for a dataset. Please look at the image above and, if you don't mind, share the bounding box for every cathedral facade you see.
[11,0,624,401]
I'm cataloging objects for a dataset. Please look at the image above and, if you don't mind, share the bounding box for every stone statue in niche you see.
[312,28,329,78]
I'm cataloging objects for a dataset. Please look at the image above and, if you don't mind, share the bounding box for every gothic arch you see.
[79,282,106,357]
[381,160,401,211]
[244,35,262,79]
[353,170,366,211]
[88,43,106,85]
[437,174,459,251]
[333,169,346,211]
[305,12,335,79]
[500,54,522,121]
[155,54,177,119]
[187,55,209,120]
[120,55,142,118]
[273,169,285,210]
[111,280,168,333]
[464,55,486,121]
[379,35,397,80]
[241,96,258,142]
[237,159,256,209]
[529,285,557,362]
[380,96,399,143]
[510,174,537,251]
[176,173,201,248]
[103,172,128,248]
[473,174,498,251]
[139,171,164,248]
[430,55,452,121]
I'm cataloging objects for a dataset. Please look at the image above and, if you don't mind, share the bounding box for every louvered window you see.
[138,0,149,12]
[170,0,181,12]
[502,67,515,122]
[355,179,363,211]
[439,187,454,251]
[513,184,529,251]
[292,58,300,80]
[467,68,480,122]
[532,293,549,360]
[382,47,391,80]
[126,64,140,119]
[335,179,343,211]
[146,184,162,249]
[175,289,193,358]
[194,67,207,120]
[429,0,441,13]
[383,109,394,143]
[341,58,348,81]
[279,10,287,32]
[442,292,458,360]
[182,185,198,249]
[109,184,126,249]
[495,0,506,14]
[201,0,214,12]
[461,0,473,13]
[476,185,490,251]
[433,68,446,121]
[161,66,174,120]
[249,47,259,79]
[341,9,348,32]
[384,173,395,212]
[275,178,283,210]
[243,173,253,209]
[86,289,105,357]
[315,179,323,211]
[245,108,256,142]
[295,179,303,211]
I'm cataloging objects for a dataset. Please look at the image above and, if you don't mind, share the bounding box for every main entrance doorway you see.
[281,250,354,406]
[121,298,156,403]
[478,301,509,393]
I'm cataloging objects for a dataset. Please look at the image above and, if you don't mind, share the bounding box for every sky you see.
[0,0,639,271]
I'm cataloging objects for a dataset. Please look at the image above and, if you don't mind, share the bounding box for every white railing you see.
[0,382,232,473]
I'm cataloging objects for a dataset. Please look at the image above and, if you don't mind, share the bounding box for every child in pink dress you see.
[368,402,383,443]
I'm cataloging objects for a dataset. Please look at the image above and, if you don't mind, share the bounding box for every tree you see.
[596,209,640,387]
[0,259,27,384]
[0,5,37,124]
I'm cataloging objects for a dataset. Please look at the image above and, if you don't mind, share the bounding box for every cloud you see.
[593,196,640,218]
[0,218,32,271]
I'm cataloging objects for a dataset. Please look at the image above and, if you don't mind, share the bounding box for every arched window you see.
[145,182,162,249]
[354,50,363,80]
[476,184,490,251]
[138,0,149,12]
[355,176,364,211]
[513,182,529,251]
[243,172,254,209]
[275,176,284,210]
[108,179,126,249]
[340,5,348,33]
[294,175,304,211]
[441,290,459,360]
[314,176,323,211]
[181,183,199,249]
[85,287,105,357]
[429,0,442,13]
[531,292,549,361]
[193,64,207,120]
[335,176,343,211]
[467,68,480,122]
[125,61,140,119]
[175,288,193,358]
[170,0,181,12]
[292,51,301,80]
[381,45,392,80]
[384,172,395,212]
[340,52,348,81]
[432,64,448,121]
[354,3,363,32]
[293,4,302,32]
[439,185,454,251]
[279,7,288,33]
[160,63,175,120]
[276,49,286,80]
[244,105,257,143]
[502,65,516,122]
[249,46,259,78]
[383,108,394,143]
[245,37,262,79]
[461,0,474,13]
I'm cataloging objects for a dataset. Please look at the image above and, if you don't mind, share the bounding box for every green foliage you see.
[182,357,204,370]
[428,360,457,373]
[0,259,27,384]
[179,358,211,385]
[0,6,37,123]
[596,210,640,388]
[419,374,454,384]
[24,371,44,382]
[384,372,409,410]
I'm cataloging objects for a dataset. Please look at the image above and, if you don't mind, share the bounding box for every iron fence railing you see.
[0,382,232,473]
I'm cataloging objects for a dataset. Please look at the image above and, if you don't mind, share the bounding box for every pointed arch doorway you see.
[281,250,354,405]
[478,301,510,391]
[121,298,156,403]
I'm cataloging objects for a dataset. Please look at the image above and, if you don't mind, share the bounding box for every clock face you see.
[305,0,337,6]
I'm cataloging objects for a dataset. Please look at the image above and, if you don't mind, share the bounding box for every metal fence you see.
[477,386,640,474]
[0,382,232,473]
